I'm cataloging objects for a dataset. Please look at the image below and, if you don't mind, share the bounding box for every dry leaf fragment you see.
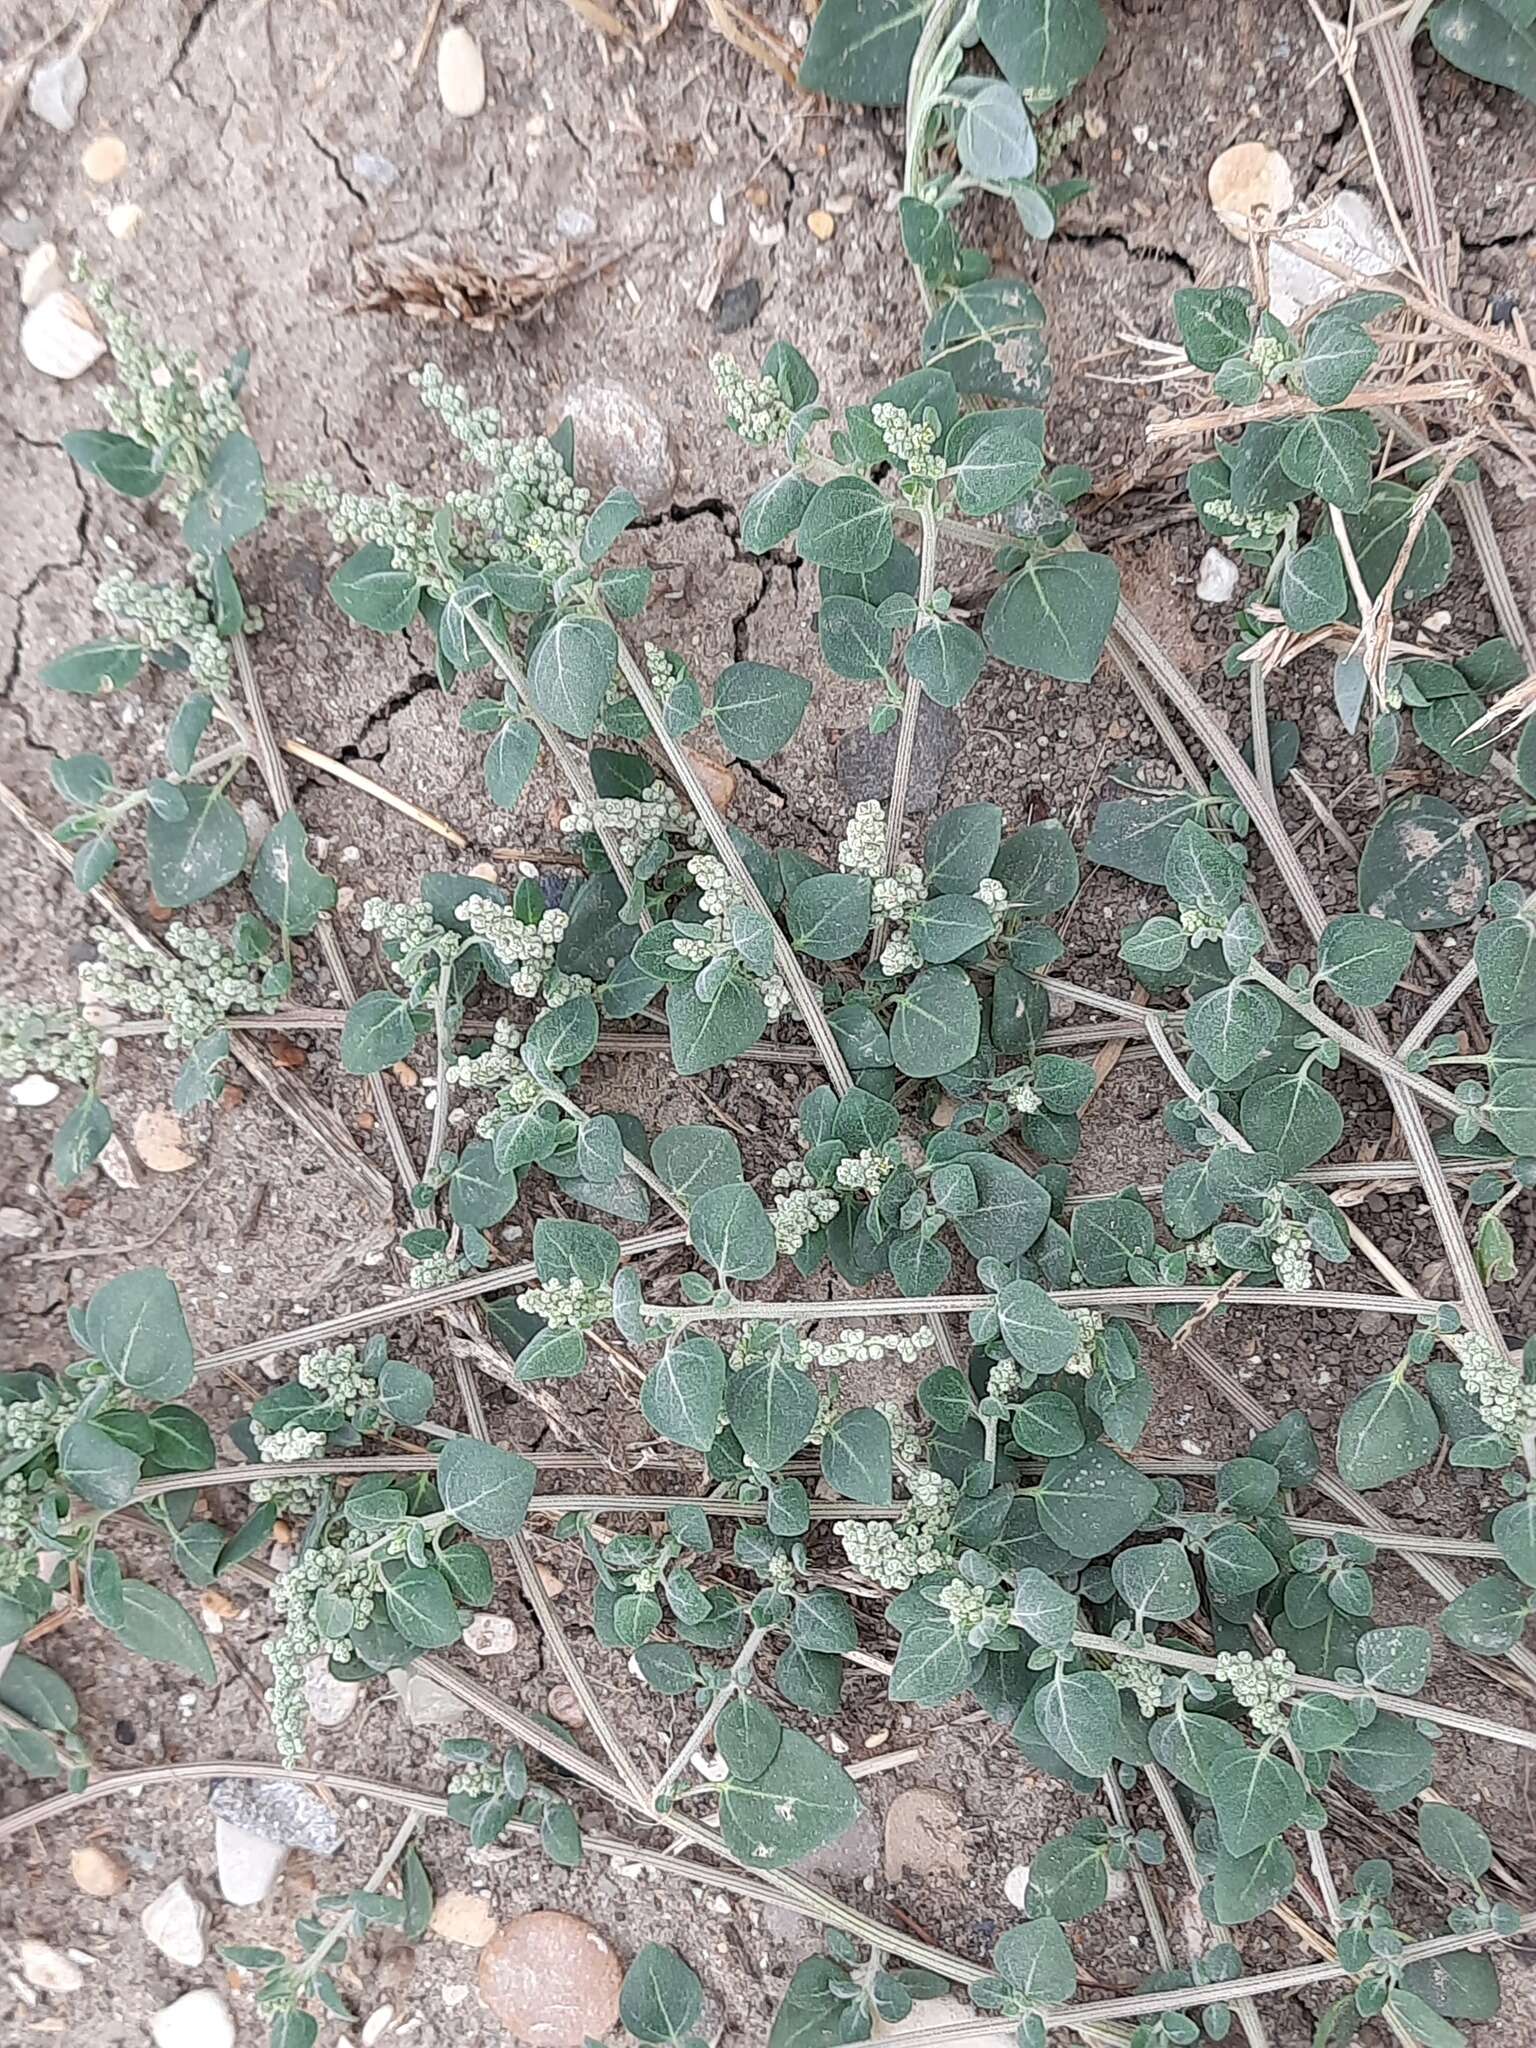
[348,246,617,332]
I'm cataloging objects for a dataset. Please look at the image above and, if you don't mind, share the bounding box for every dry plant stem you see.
[278,736,469,848]
[0,779,394,1217]
[1398,958,1478,1056]
[230,634,427,1214]
[1244,959,1466,1120]
[1142,379,1475,441]
[652,1623,770,1803]
[1072,1631,1536,1752]
[1099,1769,1176,1974]
[670,1283,1436,1320]
[872,498,939,963]
[1143,1759,1271,2048]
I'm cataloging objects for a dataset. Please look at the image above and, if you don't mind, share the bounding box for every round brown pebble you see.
[71,1844,130,1897]
[478,1911,622,2046]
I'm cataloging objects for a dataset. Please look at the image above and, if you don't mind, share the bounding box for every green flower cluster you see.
[1,1003,99,1086]
[80,923,282,1052]
[94,570,233,699]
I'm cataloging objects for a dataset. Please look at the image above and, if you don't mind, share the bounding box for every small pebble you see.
[1196,548,1240,604]
[70,1845,131,1898]
[81,134,127,183]
[430,1890,497,1947]
[1003,1862,1031,1909]
[351,150,400,190]
[106,202,142,240]
[151,1988,236,2048]
[478,1912,623,2048]
[132,1107,196,1173]
[463,1613,519,1657]
[20,289,105,379]
[19,241,66,306]
[807,209,835,241]
[437,26,486,118]
[361,2006,395,2046]
[19,1941,83,1994]
[140,1877,210,1968]
[304,1654,362,1728]
[9,1075,60,1107]
[27,53,87,133]
[547,1684,586,1730]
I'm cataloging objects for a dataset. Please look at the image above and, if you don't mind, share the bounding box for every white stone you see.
[463,1613,519,1656]
[19,1940,83,1993]
[213,1815,290,1906]
[872,1994,1013,2043]
[0,1206,41,1240]
[437,26,486,117]
[554,204,596,240]
[1268,190,1400,325]
[304,1654,361,1727]
[20,242,66,306]
[361,2006,395,2045]
[1003,1862,1031,1909]
[388,1666,468,1728]
[27,54,87,132]
[151,1988,236,2048]
[9,1074,60,1107]
[1196,548,1240,604]
[20,290,106,380]
[140,1877,210,1967]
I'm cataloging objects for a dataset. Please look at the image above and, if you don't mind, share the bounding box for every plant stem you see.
[870,496,939,966]
[667,1282,1434,1322]
[1244,960,1467,1121]
[652,1623,769,1804]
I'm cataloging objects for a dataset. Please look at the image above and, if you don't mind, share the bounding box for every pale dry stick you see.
[230,634,426,1216]
[668,1283,1435,1320]
[1142,1758,1271,2048]
[1398,957,1478,1057]
[1072,1630,1536,1752]
[0,779,393,1217]
[279,737,468,849]
[1355,428,1483,694]
[651,1623,770,1804]
[1244,959,1468,1121]
[1267,238,1536,381]
[1099,1769,1176,1975]
[1300,0,1428,294]
[190,1222,689,1374]
[1141,379,1474,442]
[296,1810,420,1998]
[871,497,940,965]
[1176,1331,1536,1704]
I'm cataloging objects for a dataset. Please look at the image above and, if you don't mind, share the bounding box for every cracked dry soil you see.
[3,3,1536,2045]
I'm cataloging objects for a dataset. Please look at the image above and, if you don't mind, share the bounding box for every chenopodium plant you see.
[22,268,336,1183]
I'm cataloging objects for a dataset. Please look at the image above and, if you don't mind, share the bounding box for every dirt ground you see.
[3,2,1535,2044]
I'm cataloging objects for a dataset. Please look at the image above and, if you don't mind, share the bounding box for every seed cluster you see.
[80,924,281,1051]
[1214,1647,1297,1737]
[711,355,792,446]
[1,1004,100,1086]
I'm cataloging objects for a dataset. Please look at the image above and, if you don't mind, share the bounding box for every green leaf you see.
[1279,535,1348,632]
[1035,1443,1157,1559]
[668,974,768,1075]
[620,1944,705,2044]
[1037,1668,1119,1775]
[1239,1069,1343,1175]
[1337,1373,1441,1489]
[690,1180,776,1281]
[797,476,894,573]
[528,615,615,738]
[328,543,420,631]
[383,1563,462,1648]
[727,1354,818,1473]
[1208,1838,1296,1926]
[797,0,925,105]
[1316,913,1415,1006]
[40,638,145,697]
[890,1618,974,1705]
[993,1915,1078,2003]
[1418,1803,1492,1885]
[718,1725,862,1867]
[908,892,994,963]
[484,719,541,810]
[818,595,891,681]
[449,1141,520,1230]
[1174,286,1253,370]
[1492,1494,1536,1587]
[956,80,1040,185]
[58,1418,142,1509]
[926,802,1004,893]
[953,1155,1050,1262]
[1165,818,1243,916]
[651,1124,743,1200]
[63,428,166,497]
[996,1279,1084,1372]
[1359,794,1489,932]
[1187,980,1280,1082]
[1025,1829,1110,1920]
[1300,316,1378,405]
[889,965,981,1078]
[438,1437,537,1538]
[992,818,1079,914]
[1112,1541,1199,1622]
[1357,1624,1432,1694]
[983,549,1120,684]
[252,811,335,937]
[788,872,872,960]
[1344,484,1454,602]
[1281,413,1374,511]
[904,618,986,706]
[643,1338,726,1453]
[110,1580,216,1683]
[1208,1744,1308,1856]
[820,1407,893,1504]
[718,1695,784,1783]
[978,0,1107,108]
[340,991,420,1074]
[923,277,1051,401]
[1010,1568,1078,1651]
[146,784,246,907]
[1429,0,1536,104]
[741,472,814,552]
[85,1267,194,1400]
[714,661,814,761]
[53,1095,111,1188]
[182,431,266,556]
[949,408,1046,516]
[1439,1573,1530,1655]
